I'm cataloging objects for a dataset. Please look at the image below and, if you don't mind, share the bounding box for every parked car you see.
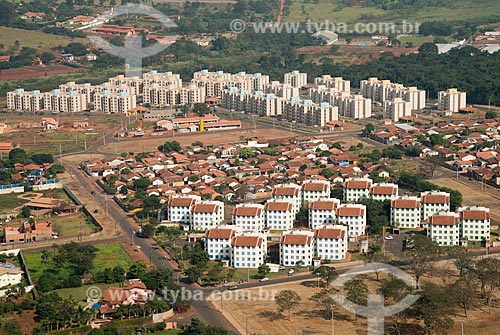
[384,235,394,240]
[288,269,295,276]
[278,265,285,270]
[259,277,269,282]
[228,285,238,290]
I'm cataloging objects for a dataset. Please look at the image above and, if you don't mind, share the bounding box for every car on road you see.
[259,277,269,282]
[384,235,394,240]
[151,244,160,249]
[278,265,285,270]
[228,285,238,290]
[288,269,295,276]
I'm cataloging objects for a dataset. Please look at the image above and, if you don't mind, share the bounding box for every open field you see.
[431,177,500,225]
[0,65,83,81]
[285,0,500,24]
[0,26,88,50]
[51,211,100,237]
[0,193,28,214]
[55,282,122,301]
[99,127,294,154]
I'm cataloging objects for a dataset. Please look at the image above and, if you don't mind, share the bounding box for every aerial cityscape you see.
[0,0,500,334]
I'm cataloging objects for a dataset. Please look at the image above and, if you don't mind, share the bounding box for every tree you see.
[379,276,412,334]
[407,236,440,289]
[448,276,476,317]
[185,266,203,284]
[257,264,271,278]
[40,52,56,65]
[416,282,454,335]
[312,266,338,286]
[133,178,151,190]
[192,141,203,147]
[343,279,368,321]
[127,262,147,279]
[158,141,181,153]
[41,249,50,263]
[21,206,31,218]
[140,224,155,238]
[485,110,498,119]
[418,42,438,54]
[275,290,301,321]
[310,288,336,319]
[9,148,27,164]
[238,148,257,159]
[50,164,65,174]
[362,123,375,137]
[64,42,88,56]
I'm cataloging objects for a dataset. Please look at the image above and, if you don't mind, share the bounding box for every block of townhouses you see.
[190,201,224,231]
[420,191,450,224]
[232,204,266,232]
[280,230,315,266]
[336,204,367,240]
[390,196,421,229]
[458,206,490,242]
[369,183,399,201]
[231,233,267,268]
[308,198,341,229]
[272,184,302,214]
[301,180,331,204]
[314,225,348,261]
[167,195,201,226]
[427,212,460,246]
[343,178,373,202]
[205,227,237,261]
[264,200,295,231]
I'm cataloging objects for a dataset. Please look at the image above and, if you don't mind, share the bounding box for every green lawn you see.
[24,242,134,281]
[0,193,28,214]
[55,282,122,302]
[52,212,100,237]
[0,26,88,51]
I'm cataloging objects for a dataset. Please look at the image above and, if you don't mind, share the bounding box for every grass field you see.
[24,242,134,281]
[0,26,88,50]
[55,282,122,301]
[0,193,28,214]
[285,0,500,24]
[51,212,100,237]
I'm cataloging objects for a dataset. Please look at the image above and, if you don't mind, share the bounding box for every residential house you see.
[0,267,23,289]
[99,281,154,314]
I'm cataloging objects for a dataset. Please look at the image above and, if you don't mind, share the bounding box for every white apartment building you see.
[205,227,236,261]
[272,184,302,214]
[309,198,341,229]
[336,204,367,239]
[231,233,267,268]
[283,99,338,127]
[384,98,412,122]
[59,82,95,103]
[390,196,421,229]
[310,88,372,119]
[221,87,250,112]
[190,201,224,231]
[369,183,398,201]
[314,75,350,93]
[420,191,450,223]
[399,86,426,111]
[360,77,393,102]
[232,204,266,232]
[250,92,285,116]
[438,88,466,113]
[192,70,232,98]
[143,70,182,89]
[94,90,137,113]
[144,84,206,107]
[168,195,200,226]
[109,75,144,95]
[280,230,315,266]
[427,212,460,246]
[264,200,295,231]
[0,267,23,289]
[7,89,44,112]
[284,70,307,88]
[302,180,331,203]
[43,90,87,113]
[343,178,372,202]
[458,206,490,242]
[314,225,348,261]
[265,81,299,100]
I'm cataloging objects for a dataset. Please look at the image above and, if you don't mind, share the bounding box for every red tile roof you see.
[421,193,450,204]
[429,214,458,225]
[314,228,345,239]
[302,182,328,192]
[309,200,337,211]
[233,206,263,216]
[337,206,365,217]
[370,185,397,195]
[168,197,196,207]
[232,236,263,247]
[205,228,235,239]
[272,187,299,196]
[264,202,293,211]
[459,210,490,220]
[343,179,371,189]
[281,234,312,245]
[391,199,420,209]
[192,203,219,213]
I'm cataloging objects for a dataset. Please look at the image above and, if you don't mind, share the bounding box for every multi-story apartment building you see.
[221,87,250,112]
[427,212,460,246]
[94,90,137,113]
[231,233,267,268]
[142,70,182,89]
[314,75,350,93]
[250,92,285,116]
[167,195,200,226]
[458,206,490,242]
[308,198,341,229]
[284,70,307,88]
[301,180,331,203]
[232,204,266,232]
[265,81,299,100]
[205,227,237,261]
[360,77,393,102]
[314,225,348,261]
[43,90,88,113]
[438,88,466,113]
[7,89,44,112]
[283,99,338,127]
[420,191,450,223]
[399,86,426,111]
[343,178,372,202]
[59,82,95,103]
[109,74,144,95]
[384,98,412,122]
[369,183,399,201]
[280,230,315,266]
[390,196,421,229]
[190,201,224,231]
[264,200,295,231]
[272,184,302,214]
[336,204,366,239]
[144,84,206,107]
[310,87,371,119]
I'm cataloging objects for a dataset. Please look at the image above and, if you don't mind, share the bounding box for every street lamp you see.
[460,319,464,335]
[316,272,321,288]
[330,305,335,335]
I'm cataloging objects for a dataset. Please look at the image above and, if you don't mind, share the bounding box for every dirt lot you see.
[0,64,83,80]
[431,177,500,225]
[99,126,294,154]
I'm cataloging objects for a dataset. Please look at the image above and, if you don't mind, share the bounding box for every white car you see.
[384,235,394,240]
[260,277,269,282]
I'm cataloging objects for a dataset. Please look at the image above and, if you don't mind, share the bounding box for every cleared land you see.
[0,26,87,50]
[0,65,82,81]
[0,193,28,214]
[51,212,100,237]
